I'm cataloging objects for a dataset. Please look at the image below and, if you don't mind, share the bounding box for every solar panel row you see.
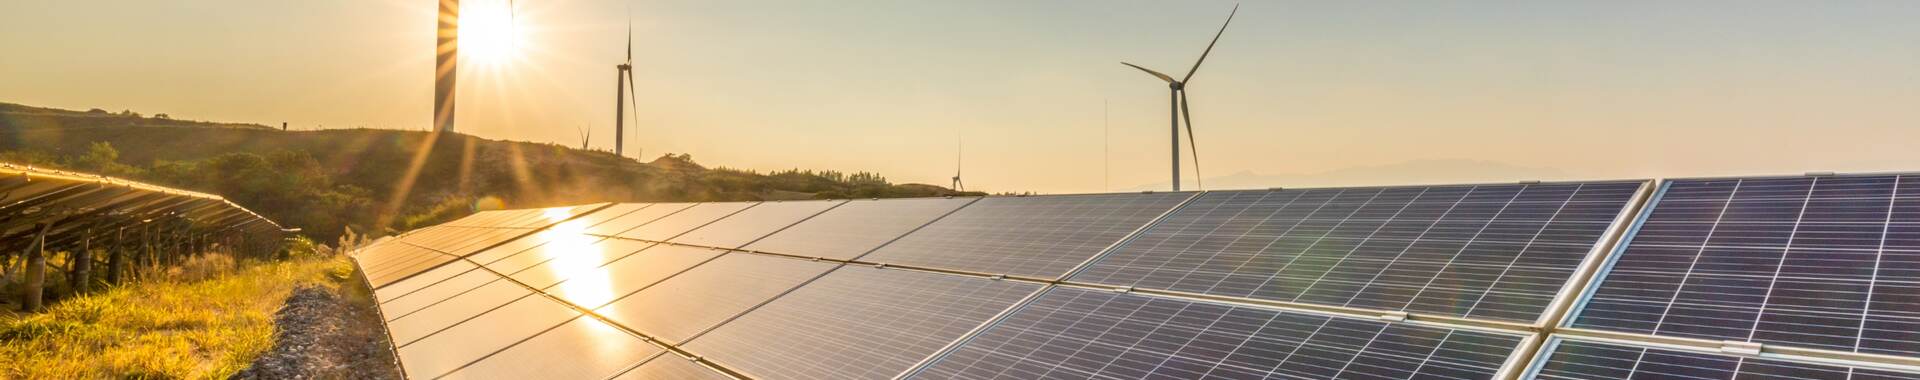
[350,175,1920,380]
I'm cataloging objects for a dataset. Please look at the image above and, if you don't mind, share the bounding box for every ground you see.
[0,255,400,379]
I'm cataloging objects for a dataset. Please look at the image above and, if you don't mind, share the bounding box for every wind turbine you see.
[613,16,641,158]
[1122,4,1236,192]
[576,124,592,150]
[950,135,965,192]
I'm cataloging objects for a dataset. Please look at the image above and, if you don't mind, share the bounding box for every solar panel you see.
[616,202,759,241]
[612,355,735,380]
[395,295,582,378]
[543,244,728,309]
[386,279,531,345]
[1527,339,1920,380]
[374,260,476,301]
[862,193,1194,278]
[911,286,1526,380]
[480,235,623,277]
[549,203,651,230]
[586,202,697,236]
[1571,174,1920,356]
[442,316,663,380]
[671,200,846,249]
[597,253,838,343]
[744,197,976,260]
[362,244,458,288]
[501,237,654,290]
[378,264,499,319]
[1069,181,1647,322]
[684,265,1042,380]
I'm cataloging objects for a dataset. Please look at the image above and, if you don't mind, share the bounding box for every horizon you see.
[4,0,1919,193]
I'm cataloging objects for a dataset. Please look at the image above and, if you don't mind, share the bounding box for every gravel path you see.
[231,285,402,380]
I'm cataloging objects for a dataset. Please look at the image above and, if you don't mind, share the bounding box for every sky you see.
[4,0,1918,194]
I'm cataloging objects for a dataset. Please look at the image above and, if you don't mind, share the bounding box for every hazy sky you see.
[4,1,1918,193]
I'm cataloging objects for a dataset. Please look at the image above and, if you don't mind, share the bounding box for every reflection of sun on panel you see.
[542,207,571,222]
[538,221,616,306]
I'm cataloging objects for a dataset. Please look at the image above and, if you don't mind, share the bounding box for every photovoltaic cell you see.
[1071,181,1645,322]
[1573,175,1920,356]
[616,202,758,241]
[685,266,1042,380]
[1529,339,1920,380]
[671,200,845,249]
[744,197,975,260]
[912,287,1525,380]
[442,316,662,380]
[863,193,1193,278]
[596,253,838,343]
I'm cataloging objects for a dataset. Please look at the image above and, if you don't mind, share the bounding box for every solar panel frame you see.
[1563,173,1920,358]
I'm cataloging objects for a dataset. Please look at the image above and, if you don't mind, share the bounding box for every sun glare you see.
[459,0,523,66]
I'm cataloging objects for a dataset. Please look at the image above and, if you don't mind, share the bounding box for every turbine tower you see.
[1122,4,1236,192]
[433,0,459,132]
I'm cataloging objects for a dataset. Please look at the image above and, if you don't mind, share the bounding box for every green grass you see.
[0,255,355,379]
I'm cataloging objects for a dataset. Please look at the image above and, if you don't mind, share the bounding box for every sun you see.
[458,0,523,66]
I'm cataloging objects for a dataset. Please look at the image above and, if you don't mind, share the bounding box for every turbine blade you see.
[1180,91,1203,190]
[625,5,633,63]
[1182,4,1238,84]
[1121,62,1177,84]
[626,70,642,153]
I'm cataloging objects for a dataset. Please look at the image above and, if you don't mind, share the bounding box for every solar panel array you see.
[349,174,1920,380]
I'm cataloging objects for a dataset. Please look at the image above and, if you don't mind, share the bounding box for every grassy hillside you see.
[1,102,976,241]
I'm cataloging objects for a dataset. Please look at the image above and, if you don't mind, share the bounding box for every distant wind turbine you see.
[1122,3,1237,192]
[950,134,966,192]
[577,124,593,150]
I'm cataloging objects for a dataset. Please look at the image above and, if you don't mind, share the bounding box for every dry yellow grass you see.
[0,255,354,379]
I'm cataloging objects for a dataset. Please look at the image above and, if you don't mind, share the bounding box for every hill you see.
[0,102,978,241]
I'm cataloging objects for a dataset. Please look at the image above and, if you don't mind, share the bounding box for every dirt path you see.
[231,285,401,379]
